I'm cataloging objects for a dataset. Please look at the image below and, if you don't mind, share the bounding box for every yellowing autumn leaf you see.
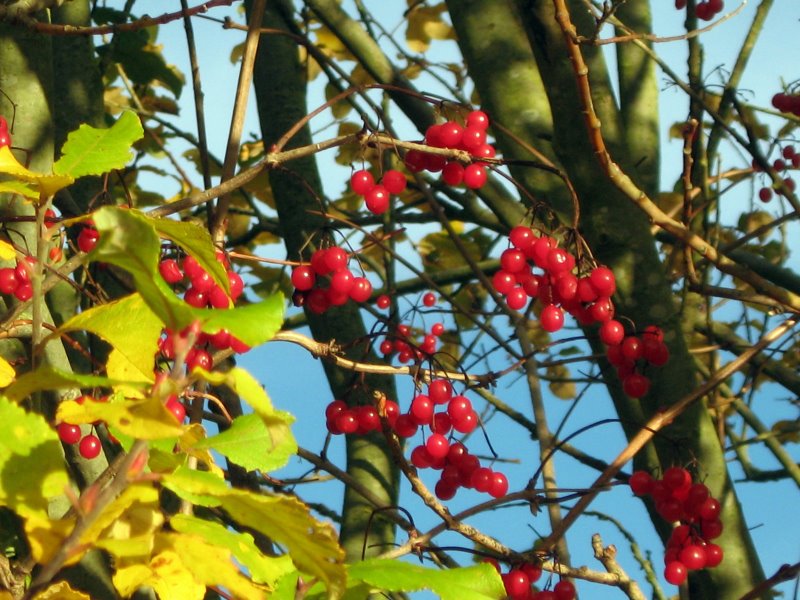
[0,146,74,198]
[406,4,456,53]
[0,356,15,387]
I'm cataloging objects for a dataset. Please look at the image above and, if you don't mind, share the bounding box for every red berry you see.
[430,322,445,336]
[460,126,486,151]
[291,265,316,291]
[492,270,516,295]
[404,149,427,172]
[451,409,477,433]
[14,282,32,301]
[335,409,359,434]
[502,569,529,599]
[589,266,616,296]
[629,470,654,496]
[410,394,434,425]
[463,164,487,189]
[376,294,391,309]
[679,544,707,570]
[434,478,458,500]
[166,397,186,423]
[350,169,375,195]
[698,497,721,521]
[540,304,565,333]
[701,518,724,539]
[438,121,464,147]
[704,543,724,568]
[505,286,527,310]
[520,562,542,583]
[422,292,436,307]
[159,259,183,284]
[365,185,390,214]
[349,277,373,303]
[623,373,650,398]
[381,169,407,194]
[553,580,576,600]
[77,226,99,253]
[227,270,244,300]
[441,161,465,186]
[428,379,453,405]
[488,471,509,498]
[79,434,102,459]
[57,423,82,444]
[500,248,528,273]
[426,433,450,459]
[447,395,472,421]
[466,110,489,130]
[509,226,536,251]
[663,466,692,491]
[0,267,19,295]
[599,319,625,346]
[664,561,688,585]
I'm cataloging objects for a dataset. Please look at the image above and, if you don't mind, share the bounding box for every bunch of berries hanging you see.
[350,168,407,215]
[290,245,373,314]
[404,110,496,190]
[629,467,725,585]
[375,292,445,364]
[772,91,800,117]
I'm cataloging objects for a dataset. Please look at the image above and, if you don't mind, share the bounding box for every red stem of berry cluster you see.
[541,314,798,552]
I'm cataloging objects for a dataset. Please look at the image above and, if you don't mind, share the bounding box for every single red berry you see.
[159,259,183,284]
[381,169,407,194]
[349,277,373,303]
[166,397,186,423]
[589,266,616,296]
[227,270,244,300]
[79,434,102,459]
[704,543,724,568]
[471,467,493,493]
[356,405,381,433]
[629,470,654,496]
[426,433,450,459]
[13,282,32,301]
[501,248,528,273]
[430,322,445,336]
[447,395,473,421]
[184,286,208,308]
[410,394,434,425]
[553,580,576,600]
[365,185,390,215]
[502,569,530,599]
[422,292,436,307]
[434,478,458,500]
[428,379,453,405]
[376,294,391,309]
[441,161,465,186]
[540,304,565,333]
[291,265,316,291]
[505,286,527,310]
[335,409,359,434]
[664,561,688,585]
[350,169,375,195]
[663,466,692,491]
[77,226,99,253]
[438,121,464,147]
[698,497,721,521]
[600,319,625,346]
[466,110,490,130]
[0,267,19,295]
[488,471,509,498]
[509,225,536,251]
[472,143,496,159]
[623,373,650,398]
[404,149,427,172]
[57,423,82,444]
[679,544,707,570]
[460,126,486,151]
[451,409,477,433]
[492,270,516,295]
[701,518,724,539]
[463,164,487,189]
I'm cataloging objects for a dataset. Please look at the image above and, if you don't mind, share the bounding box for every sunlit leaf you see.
[406,3,456,53]
[80,484,161,547]
[57,396,183,440]
[171,514,294,586]
[32,581,91,600]
[547,363,576,400]
[0,397,69,515]
[191,413,295,472]
[56,293,161,385]
[3,368,134,403]
[0,146,74,197]
[0,356,15,387]
[114,549,205,600]
[0,179,37,199]
[163,467,345,596]
[53,111,144,178]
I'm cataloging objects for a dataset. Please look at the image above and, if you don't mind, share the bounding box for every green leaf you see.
[170,514,294,586]
[163,467,346,597]
[89,206,285,347]
[4,367,138,403]
[56,293,162,385]
[97,30,184,97]
[191,413,296,472]
[0,396,69,515]
[346,559,505,600]
[53,111,144,178]
[151,217,228,293]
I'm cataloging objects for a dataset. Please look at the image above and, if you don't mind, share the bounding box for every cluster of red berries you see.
[602,324,669,398]
[350,168,407,215]
[290,245,373,314]
[0,116,11,148]
[327,379,511,501]
[492,225,668,398]
[157,251,250,373]
[0,256,36,301]
[488,560,575,600]
[756,144,798,203]
[674,0,723,20]
[375,292,445,363]
[772,91,800,117]
[629,467,724,585]
[403,110,496,190]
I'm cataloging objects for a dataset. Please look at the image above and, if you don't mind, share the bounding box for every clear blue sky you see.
[138,1,800,597]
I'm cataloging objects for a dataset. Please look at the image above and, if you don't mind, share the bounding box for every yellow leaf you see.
[313,25,353,62]
[58,396,183,440]
[33,581,91,600]
[0,239,15,260]
[406,4,456,53]
[24,512,75,564]
[178,423,224,477]
[0,146,74,198]
[0,180,37,199]
[0,356,15,387]
[80,484,161,546]
[547,363,576,400]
